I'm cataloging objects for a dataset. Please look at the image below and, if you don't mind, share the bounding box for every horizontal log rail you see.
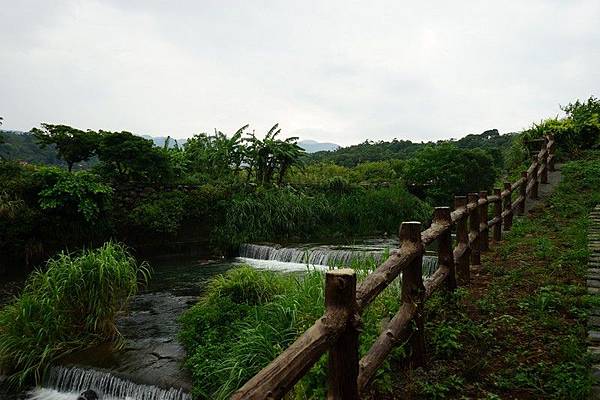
[231,135,555,400]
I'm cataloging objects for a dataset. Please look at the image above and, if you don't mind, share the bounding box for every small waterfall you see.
[28,366,191,400]
[239,243,439,275]
[239,243,383,266]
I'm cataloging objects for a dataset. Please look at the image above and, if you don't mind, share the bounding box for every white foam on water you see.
[238,243,439,276]
[235,257,328,272]
[27,366,191,400]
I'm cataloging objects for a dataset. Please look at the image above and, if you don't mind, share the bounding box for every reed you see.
[0,241,148,386]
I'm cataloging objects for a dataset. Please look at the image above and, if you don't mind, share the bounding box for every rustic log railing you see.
[231,135,556,400]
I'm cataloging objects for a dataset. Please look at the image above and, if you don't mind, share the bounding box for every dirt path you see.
[524,164,563,214]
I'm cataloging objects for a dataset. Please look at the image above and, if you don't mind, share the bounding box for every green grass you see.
[212,185,432,252]
[0,242,148,386]
[179,259,406,400]
[180,157,600,400]
[395,157,600,399]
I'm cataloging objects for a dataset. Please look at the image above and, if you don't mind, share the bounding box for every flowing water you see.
[27,366,191,400]
[1,239,439,400]
[238,242,439,276]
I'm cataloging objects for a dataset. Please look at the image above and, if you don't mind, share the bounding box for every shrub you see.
[522,96,600,159]
[36,168,112,223]
[129,191,186,235]
[180,263,403,399]
[0,242,148,386]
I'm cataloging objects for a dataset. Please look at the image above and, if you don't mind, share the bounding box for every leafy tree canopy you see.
[96,131,173,183]
[32,124,98,171]
[402,143,496,205]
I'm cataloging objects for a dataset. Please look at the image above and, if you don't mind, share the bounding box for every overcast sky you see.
[1,1,599,145]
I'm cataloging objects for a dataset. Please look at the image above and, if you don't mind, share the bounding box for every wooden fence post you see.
[454,196,470,285]
[434,207,456,291]
[400,221,425,367]
[541,139,549,184]
[519,171,527,215]
[468,193,481,268]
[530,156,539,199]
[547,134,556,172]
[493,188,502,242]
[479,191,489,252]
[326,269,359,400]
[503,182,513,231]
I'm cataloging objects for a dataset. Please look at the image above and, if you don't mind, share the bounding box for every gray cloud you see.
[1,0,599,145]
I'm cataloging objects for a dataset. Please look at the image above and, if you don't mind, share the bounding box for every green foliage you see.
[309,138,425,167]
[180,262,403,399]
[213,188,332,250]
[213,184,431,251]
[402,143,497,205]
[0,242,148,386]
[36,168,112,223]
[245,124,306,186]
[184,126,246,178]
[32,124,98,172]
[96,130,174,182]
[129,191,186,235]
[522,96,600,159]
[0,131,83,166]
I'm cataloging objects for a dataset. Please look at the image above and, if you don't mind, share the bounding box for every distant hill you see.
[307,129,516,168]
[298,140,340,153]
[0,130,65,165]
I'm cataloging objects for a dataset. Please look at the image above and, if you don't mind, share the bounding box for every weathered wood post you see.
[479,191,489,252]
[454,196,470,285]
[519,171,527,215]
[503,182,513,231]
[434,207,456,291]
[547,134,556,172]
[530,156,539,199]
[541,139,549,184]
[468,193,481,268]
[326,268,359,400]
[493,188,502,242]
[400,221,425,367]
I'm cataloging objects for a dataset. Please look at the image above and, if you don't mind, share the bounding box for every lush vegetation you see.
[179,259,406,400]
[176,97,600,398]
[0,123,433,270]
[1,95,599,395]
[393,155,600,399]
[179,153,600,399]
[0,243,148,386]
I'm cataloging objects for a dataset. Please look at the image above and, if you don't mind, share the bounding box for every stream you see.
[0,240,438,399]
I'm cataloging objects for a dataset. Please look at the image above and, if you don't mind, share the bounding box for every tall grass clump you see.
[179,262,403,399]
[0,242,148,386]
[212,185,431,252]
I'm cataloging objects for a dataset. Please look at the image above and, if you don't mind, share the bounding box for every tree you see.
[96,130,173,182]
[32,124,98,172]
[184,125,247,178]
[561,96,600,153]
[246,124,305,186]
[401,143,497,205]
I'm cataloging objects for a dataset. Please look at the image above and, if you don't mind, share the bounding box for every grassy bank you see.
[0,242,148,386]
[180,156,600,399]
[393,156,600,399]
[179,257,410,400]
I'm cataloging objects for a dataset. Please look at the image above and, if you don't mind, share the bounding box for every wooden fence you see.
[231,135,556,400]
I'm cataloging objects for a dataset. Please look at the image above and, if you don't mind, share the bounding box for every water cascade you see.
[27,366,191,400]
[239,243,439,276]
